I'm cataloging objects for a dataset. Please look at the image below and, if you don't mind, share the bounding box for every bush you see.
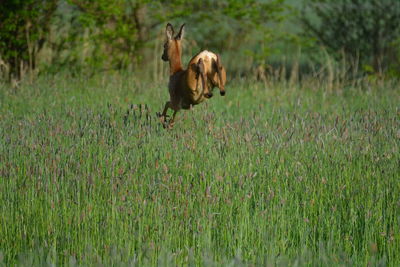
[300,0,400,76]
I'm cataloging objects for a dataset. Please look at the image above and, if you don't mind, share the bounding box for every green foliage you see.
[0,74,399,265]
[3,0,400,81]
[64,0,287,72]
[1,0,289,79]
[170,0,287,71]
[387,37,400,78]
[0,0,58,80]
[66,0,152,69]
[300,0,400,75]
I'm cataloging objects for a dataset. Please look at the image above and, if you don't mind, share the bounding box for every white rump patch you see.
[197,50,217,63]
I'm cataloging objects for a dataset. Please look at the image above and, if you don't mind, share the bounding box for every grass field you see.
[0,73,399,266]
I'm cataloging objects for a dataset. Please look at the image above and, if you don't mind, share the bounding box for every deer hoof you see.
[159,116,169,126]
[161,120,169,129]
[167,121,175,129]
[220,91,226,96]
[205,92,213,98]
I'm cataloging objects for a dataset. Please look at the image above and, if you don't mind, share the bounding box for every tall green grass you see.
[0,73,399,266]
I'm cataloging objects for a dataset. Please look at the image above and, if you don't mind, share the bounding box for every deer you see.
[158,23,227,128]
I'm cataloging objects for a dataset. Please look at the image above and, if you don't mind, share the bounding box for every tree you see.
[0,0,58,81]
[67,0,151,69]
[1,0,288,78]
[300,0,400,74]
[59,0,287,75]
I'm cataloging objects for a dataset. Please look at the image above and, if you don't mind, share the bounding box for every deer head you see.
[161,23,185,63]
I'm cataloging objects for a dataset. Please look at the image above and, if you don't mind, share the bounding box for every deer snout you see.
[161,53,168,62]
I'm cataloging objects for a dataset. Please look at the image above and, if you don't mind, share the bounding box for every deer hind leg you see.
[212,54,225,96]
[197,58,212,98]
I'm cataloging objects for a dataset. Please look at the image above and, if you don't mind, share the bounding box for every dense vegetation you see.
[1,0,400,82]
[0,74,399,265]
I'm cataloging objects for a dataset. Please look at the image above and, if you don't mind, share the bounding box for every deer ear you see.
[175,24,185,40]
[166,23,174,40]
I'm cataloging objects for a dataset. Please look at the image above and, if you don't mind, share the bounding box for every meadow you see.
[0,73,399,266]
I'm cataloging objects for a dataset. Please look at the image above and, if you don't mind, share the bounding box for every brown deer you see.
[159,23,226,128]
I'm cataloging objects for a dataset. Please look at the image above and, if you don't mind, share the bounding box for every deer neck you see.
[169,45,183,75]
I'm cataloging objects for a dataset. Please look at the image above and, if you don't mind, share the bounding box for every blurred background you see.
[1,0,399,85]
